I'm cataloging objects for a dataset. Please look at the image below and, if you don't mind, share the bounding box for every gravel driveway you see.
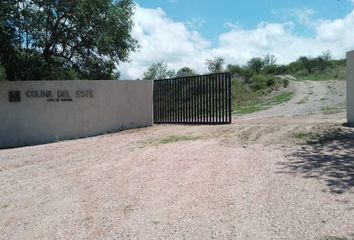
[0,80,353,240]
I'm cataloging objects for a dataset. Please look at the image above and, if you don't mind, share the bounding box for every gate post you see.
[347,50,354,125]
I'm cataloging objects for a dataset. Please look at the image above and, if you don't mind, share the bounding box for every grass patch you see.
[294,65,346,81]
[233,91,294,116]
[138,135,199,148]
[294,132,309,140]
[296,96,309,104]
[0,204,9,209]
[320,236,348,240]
[321,106,341,114]
[273,92,294,104]
[293,127,353,146]
[159,135,198,144]
[233,104,265,115]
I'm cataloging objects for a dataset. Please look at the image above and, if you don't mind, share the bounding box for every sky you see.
[119,0,354,79]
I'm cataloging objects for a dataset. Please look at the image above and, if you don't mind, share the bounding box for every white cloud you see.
[119,5,211,79]
[186,17,206,29]
[272,7,315,26]
[119,5,354,79]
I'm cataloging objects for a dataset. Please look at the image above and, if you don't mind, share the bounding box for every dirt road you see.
[0,80,353,240]
[242,79,346,119]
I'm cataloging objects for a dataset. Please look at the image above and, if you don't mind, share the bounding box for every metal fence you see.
[153,72,232,124]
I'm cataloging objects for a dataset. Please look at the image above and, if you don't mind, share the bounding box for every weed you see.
[159,135,198,144]
[233,91,294,115]
[0,204,9,209]
[273,92,294,104]
[321,106,341,114]
[296,96,309,104]
[138,135,199,148]
[123,205,134,216]
[151,220,160,225]
[294,132,309,140]
[293,128,352,146]
[320,236,348,240]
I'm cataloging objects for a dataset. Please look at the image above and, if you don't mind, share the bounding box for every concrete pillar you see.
[347,50,354,124]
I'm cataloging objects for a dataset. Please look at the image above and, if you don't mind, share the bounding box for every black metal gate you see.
[153,73,232,124]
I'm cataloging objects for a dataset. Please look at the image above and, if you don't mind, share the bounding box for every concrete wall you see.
[0,80,153,148]
[347,51,354,124]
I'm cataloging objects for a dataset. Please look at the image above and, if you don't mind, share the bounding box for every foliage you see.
[143,62,176,80]
[0,0,137,80]
[205,57,225,73]
[263,53,277,66]
[159,135,198,144]
[249,74,282,91]
[283,55,345,80]
[226,64,243,77]
[176,67,197,77]
[249,74,268,90]
[0,63,6,80]
[247,58,265,74]
[321,50,332,62]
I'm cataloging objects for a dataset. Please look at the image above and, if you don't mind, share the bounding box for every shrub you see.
[227,64,243,77]
[263,65,278,74]
[241,68,255,83]
[247,58,264,74]
[283,79,289,88]
[249,74,268,90]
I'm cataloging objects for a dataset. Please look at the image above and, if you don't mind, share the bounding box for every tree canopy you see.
[175,67,197,77]
[205,57,225,73]
[0,0,137,80]
[143,62,176,80]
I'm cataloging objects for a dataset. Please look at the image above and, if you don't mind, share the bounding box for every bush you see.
[274,65,288,75]
[241,68,255,83]
[227,64,243,77]
[263,65,276,74]
[247,58,264,74]
[249,74,268,90]
[267,77,276,87]
[283,79,289,88]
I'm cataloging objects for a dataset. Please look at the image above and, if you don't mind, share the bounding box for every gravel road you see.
[0,80,353,240]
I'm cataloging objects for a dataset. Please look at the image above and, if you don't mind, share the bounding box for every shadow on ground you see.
[278,128,354,194]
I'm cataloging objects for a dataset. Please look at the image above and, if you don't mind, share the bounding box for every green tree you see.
[247,58,264,74]
[262,54,278,74]
[143,62,176,80]
[205,57,225,73]
[263,53,277,66]
[175,67,197,77]
[0,0,137,80]
[321,50,332,62]
[226,64,243,77]
[298,56,317,74]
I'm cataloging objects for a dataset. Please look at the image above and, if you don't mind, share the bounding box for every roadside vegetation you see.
[142,51,345,115]
[138,135,200,148]
[293,127,352,146]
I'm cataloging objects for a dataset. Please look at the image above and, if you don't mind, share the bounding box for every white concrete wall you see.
[347,51,354,124]
[0,80,153,148]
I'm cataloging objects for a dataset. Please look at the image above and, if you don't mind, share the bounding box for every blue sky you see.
[119,0,354,79]
[135,0,353,41]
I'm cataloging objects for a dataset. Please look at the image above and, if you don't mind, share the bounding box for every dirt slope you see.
[240,80,346,119]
